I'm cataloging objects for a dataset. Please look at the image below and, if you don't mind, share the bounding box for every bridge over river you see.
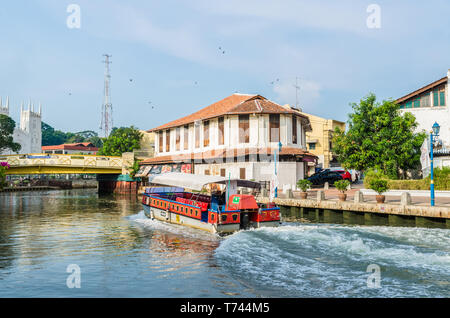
[1,154,123,175]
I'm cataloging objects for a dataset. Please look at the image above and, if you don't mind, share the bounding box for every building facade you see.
[140,94,317,191]
[42,142,99,155]
[396,69,450,172]
[0,98,42,155]
[299,111,345,171]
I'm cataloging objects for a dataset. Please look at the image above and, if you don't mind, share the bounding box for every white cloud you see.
[192,0,368,34]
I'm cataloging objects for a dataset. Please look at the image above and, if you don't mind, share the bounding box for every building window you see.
[240,168,246,180]
[218,117,224,145]
[204,120,210,147]
[440,91,446,106]
[239,114,250,144]
[269,114,280,142]
[292,116,297,144]
[205,169,210,175]
[413,98,420,108]
[195,124,200,148]
[220,168,226,177]
[433,86,446,106]
[308,143,316,150]
[159,132,163,152]
[420,92,430,107]
[166,130,170,152]
[176,127,180,151]
[184,125,189,150]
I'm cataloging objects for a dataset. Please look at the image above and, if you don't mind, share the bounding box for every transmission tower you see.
[100,54,113,137]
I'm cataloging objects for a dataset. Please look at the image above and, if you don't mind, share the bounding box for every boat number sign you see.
[232,197,240,204]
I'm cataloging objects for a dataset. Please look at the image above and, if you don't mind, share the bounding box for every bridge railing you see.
[0,153,123,169]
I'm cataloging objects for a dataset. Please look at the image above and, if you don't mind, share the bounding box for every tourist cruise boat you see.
[141,172,280,234]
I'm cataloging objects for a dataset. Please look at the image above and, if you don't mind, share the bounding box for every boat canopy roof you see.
[147,172,261,191]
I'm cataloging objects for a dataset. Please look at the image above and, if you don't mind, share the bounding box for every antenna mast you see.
[293,76,300,109]
[100,54,113,137]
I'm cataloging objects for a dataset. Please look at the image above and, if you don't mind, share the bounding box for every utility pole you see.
[293,77,300,109]
[100,54,113,138]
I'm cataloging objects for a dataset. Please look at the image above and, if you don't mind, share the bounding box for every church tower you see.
[19,101,42,153]
[0,96,10,116]
[0,97,42,155]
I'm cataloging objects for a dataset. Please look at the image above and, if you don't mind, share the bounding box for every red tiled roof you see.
[42,143,98,152]
[140,147,317,165]
[148,94,309,132]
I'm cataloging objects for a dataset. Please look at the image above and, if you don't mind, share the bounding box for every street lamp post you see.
[274,141,283,198]
[430,122,440,207]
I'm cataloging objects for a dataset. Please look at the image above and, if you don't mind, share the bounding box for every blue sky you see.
[0,0,449,133]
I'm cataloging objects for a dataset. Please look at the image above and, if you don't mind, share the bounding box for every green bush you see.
[297,179,312,192]
[369,179,389,194]
[363,168,389,189]
[364,167,450,191]
[334,180,350,193]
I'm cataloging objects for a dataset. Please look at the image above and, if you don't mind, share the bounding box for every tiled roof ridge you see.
[148,93,259,132]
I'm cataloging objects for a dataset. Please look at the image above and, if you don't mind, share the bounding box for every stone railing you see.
[0,153,123,169]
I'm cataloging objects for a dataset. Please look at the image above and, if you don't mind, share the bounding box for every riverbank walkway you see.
[281,182,450,207]
[258,182,450,227]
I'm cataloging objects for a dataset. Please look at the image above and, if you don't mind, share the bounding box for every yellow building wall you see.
[135,130,155,159]
[300,112,345,169]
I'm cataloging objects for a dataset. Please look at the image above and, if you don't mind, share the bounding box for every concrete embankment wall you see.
[98,180,140,194]
[72,180,98,189]
[257,196,450,229]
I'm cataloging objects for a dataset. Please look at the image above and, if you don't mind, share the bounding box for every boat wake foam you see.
[214,223,450,297]
[127,211,220,242]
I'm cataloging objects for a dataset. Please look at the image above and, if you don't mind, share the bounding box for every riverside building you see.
[139,93,317,192]
[396,69,450,172]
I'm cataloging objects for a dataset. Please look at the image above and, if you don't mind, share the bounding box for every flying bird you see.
[270,78,280,85]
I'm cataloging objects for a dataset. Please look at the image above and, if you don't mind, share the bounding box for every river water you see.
[0,189,448,298]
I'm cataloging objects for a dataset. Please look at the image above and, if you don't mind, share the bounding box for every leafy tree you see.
[86,136,103,148]
[129,159,141,179]
[42,123,102,147]
[0,115,21,153]
[41,122,67,146]
[65,133,86,143]
[74,130,98,139]
[332,93,426,179]
[98,126,142,156]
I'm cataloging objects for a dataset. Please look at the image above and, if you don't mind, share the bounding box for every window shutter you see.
[433,91,439,106]
[439,91,445,106]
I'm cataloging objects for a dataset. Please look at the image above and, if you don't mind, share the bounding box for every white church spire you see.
[5,96,9,110]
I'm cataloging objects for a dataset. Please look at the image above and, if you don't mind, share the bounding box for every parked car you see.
[334,170,352,182]
[307,169,343,186]
[329,167,357,183]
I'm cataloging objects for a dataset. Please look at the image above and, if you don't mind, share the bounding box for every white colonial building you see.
[140,93,317,191]
[396,69,450,172]
[0,97,42,155]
